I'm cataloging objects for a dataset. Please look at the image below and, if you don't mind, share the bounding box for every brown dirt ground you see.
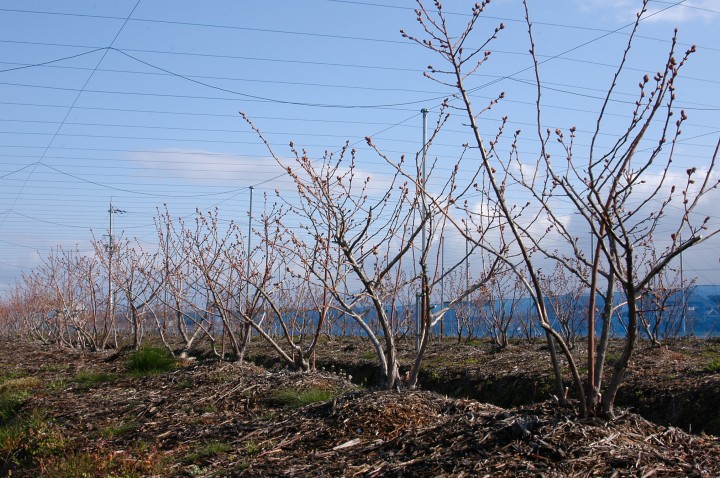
[1,337,719,477]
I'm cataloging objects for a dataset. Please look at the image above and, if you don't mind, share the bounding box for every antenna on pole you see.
[246,186,254,307]
[106,200,126,337]
[417,107,429,352]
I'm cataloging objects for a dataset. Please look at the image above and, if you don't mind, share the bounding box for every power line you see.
[0,80,443,112]
[0,48,106,74]
[0,7,412,46]
[0,0,143,231]
[462,0,690,97]
[112,47,446,109]
[650,0,720,14]
[3,37,719,88]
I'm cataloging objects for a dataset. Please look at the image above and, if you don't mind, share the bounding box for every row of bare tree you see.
[0,0,717,418]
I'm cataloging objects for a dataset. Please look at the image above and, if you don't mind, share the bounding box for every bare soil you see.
[1,337,719,477]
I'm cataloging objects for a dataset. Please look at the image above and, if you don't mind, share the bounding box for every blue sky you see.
[0,0,719,291]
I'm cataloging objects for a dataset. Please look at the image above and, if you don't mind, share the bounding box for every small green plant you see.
[125,346,176,376]
[0,376,40,425]
[244,440,259,455]
[604,351,622,365]
[28,417,68,457]
[704,357,720,374]
[38,364,70,373]
[75,370,116,390]
[175,378,193,389]
[0,410,62,471]
[183,441,232,464]
[0,390,28,425]
[101,420,136,439]
[36,445,164,478]
[269,387,337,408]
[46,379,68,392]
[0,419,26,458]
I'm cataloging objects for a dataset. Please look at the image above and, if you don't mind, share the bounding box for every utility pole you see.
[440,233,444,339]
[240,186,255,359]
[246,186,254,308]
[106,201,125,341]
[680,232,686,334]
[164,221,170,335]
[465,221,470,292]
[417,108,429,352]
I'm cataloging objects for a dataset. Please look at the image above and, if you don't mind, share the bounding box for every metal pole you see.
[246,186,254,305]
[239,186,255,356]
[107,201,125,340]
[164,222,170,335]
[418,108,429,352]
[108,201,114,327]
[465,221,470,291]
[680,232,686,334]
[245,186,255,337]
[440,233,444,339]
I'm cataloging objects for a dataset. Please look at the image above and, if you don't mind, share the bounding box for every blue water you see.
[172,284,720,339]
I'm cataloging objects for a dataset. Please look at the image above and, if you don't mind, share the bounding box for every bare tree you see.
[477,271,523,349]
[29,247,110,350]
[152,208,214,356]
[638,250,693,345]
[443,268,479,343]
[404,0,720,416]
[541,262,589,349]
[96,237,161,351]
[238,199,335,371]
[241,115,502,389]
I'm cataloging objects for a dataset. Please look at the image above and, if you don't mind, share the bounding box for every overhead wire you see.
[1,0,718,281]
[0,0,143,232]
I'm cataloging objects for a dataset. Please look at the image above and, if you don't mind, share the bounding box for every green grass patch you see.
[175,378,193,389]
[100,420,137,439]
[604,350,622,365]
[244,440,260,455]
[0,376,40,425]
[0,418,27,458]
[125,346,176,376]
[74,370,116,389]
[37,364,70,373]
[46,379,68,392]
[466,339,487,348]
[269,387,337,408]
[183,441,232,464]
[0,371,27,382]
[0,391,29,425]
[0,409,67,472]
[704,356,720,374]
[36,446,164,478]
[0,376,40,391]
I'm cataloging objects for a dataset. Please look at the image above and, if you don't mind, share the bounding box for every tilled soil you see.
[1,338,719,477]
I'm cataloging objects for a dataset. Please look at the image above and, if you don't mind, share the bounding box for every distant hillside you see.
[434,284,720,339]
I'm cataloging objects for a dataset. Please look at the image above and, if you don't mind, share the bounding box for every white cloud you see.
[643,0,720,23]
[577,0,720,24]
[126,149,292,187]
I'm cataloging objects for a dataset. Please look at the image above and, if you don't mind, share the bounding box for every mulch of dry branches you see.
[1,339,719,477]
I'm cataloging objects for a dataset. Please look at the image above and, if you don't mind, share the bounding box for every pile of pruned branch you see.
[8,339,719,477]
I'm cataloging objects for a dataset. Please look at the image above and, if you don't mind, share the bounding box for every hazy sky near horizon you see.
[0,0,719,291]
